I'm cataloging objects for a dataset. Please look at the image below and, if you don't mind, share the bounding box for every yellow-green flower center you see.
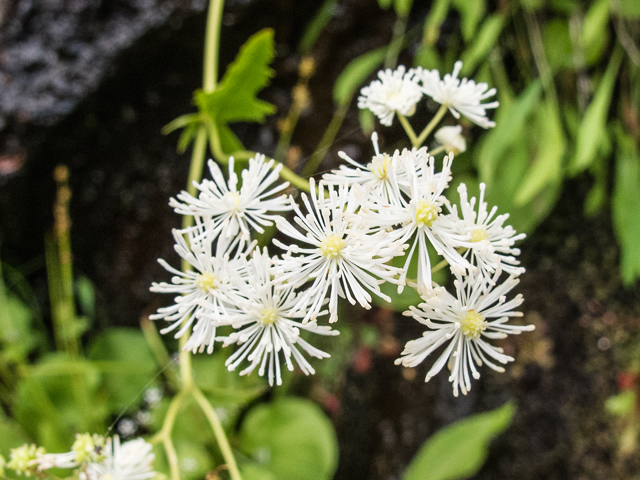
[415,200,440,228]
[370,154,391,180]
[259,307,278,326]
[196,273,217,292]
[460,310,487,339]
[319,235,345,259]
[471,228,489,242]
[225,191,241,211]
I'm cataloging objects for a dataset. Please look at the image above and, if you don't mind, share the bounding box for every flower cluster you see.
[358,61,498,129]
[5,434,156,480]
[151,63,532,395]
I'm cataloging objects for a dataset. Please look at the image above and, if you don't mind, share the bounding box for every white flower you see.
[83,437,155,480]
[217,249,339,386]
[396,269,534,396]
[453,183,526,278]
[434,125,466,154]
[418,61,498,128]
[273,179,406,323]
[358,65,423,126]
[323,133,432,204]
[360,151,473,294]
[149,229,251,353]
[169,154,291,245]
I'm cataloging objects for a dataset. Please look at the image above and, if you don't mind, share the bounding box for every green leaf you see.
[378,0,393,9]
[394,0,413,17]
[514,101,566,205]
[612,127,640,285]
[477,81,542,184]
[16,353,105,449]
[543,19,573,71]
[75,276,95,320]
[453,0,486,42]
[569,48,622,175]
[460,14,505,75]
[423,0,451,47]
[403,402,515,480]
[610,0,640,18]
[299,0,337,55]
[582,0,609,50]
[333,47,387,106]
[239,397,338,480]
[196,29,276,125]
[241,464,278,480]
[87,328,157,413]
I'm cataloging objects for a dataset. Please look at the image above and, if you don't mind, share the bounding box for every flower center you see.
[370,154,391,180]
[225,191,242,212]
[415,200,440,228]
[259,307,278,326]
[196,273,217,292]
[460,310,487,339]
[471,228,489,242]
[319,234,345,259]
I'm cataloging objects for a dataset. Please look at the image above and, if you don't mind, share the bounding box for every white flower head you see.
[217,249,339,386]
[360,151,473,295]
[358,65,423,126]
[454,183,526,279]
[149,228,252,353]
[418,61,498,128]
[83,437,156,480]
[169,154,292,245]
[434,125,466,154]
[273,179,406,323]
[396,269,534,396]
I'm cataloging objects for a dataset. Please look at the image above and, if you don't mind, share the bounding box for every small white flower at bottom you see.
[358,65,423,126]
[217,249,339,386]
[418,61,498,129]
[396,269,534,396]
[82,437,156,480]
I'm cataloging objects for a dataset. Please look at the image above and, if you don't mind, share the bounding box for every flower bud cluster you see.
[4,435,156,480]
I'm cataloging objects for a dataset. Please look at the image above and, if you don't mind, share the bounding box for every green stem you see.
[397,114,419,147]
[415,104,448,147]
[429,145,446,156]
[303,102,350,178]
[430,258,449,275]
[193,388,242,480]
[384,13,409,69]
[204,0,225,93]
[140,316,181,391]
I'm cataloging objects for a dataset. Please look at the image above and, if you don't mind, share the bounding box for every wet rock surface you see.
[1,1,639,479]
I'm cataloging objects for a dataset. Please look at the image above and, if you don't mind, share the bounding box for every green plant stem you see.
[204,0,224,93]
[415,104,448,147]
[193,387,242,480]
[140,316,181,391]
[430,258,449,275]
[397,114,419,147]
[303,102,350,178]
[429,145,446,156]
[385,13,409,69]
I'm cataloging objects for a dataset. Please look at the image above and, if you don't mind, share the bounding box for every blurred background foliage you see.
[0,0,639,478]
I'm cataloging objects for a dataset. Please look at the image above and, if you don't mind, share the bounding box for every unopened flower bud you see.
[435,125,466,154]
